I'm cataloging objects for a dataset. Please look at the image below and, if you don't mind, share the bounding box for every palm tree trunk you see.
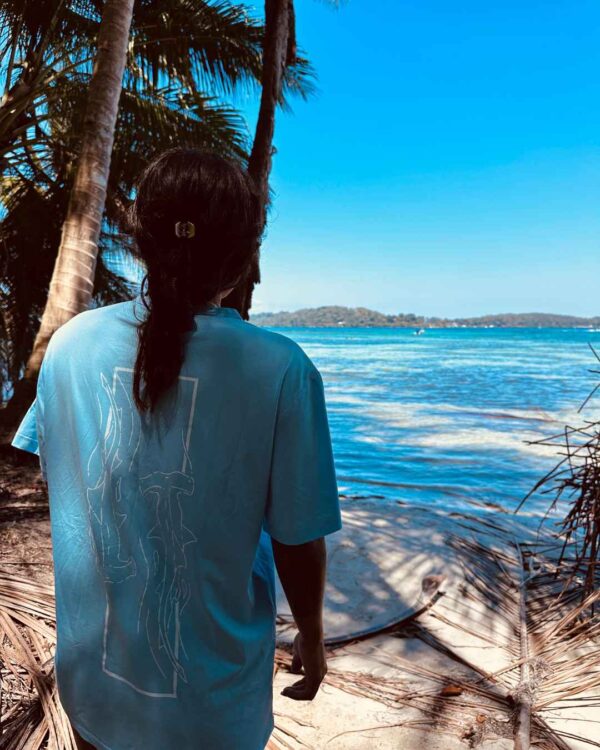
[228,0,295,319]
[2,0,134,434]
[26,0,134,374]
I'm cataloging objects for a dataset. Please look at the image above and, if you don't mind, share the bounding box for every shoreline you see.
[251,322,600,330]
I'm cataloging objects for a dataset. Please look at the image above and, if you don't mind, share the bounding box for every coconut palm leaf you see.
[0,572,296,749]
[0,174,132,395]
[1,1,317,405]
[0,572,70,750]
[0,1,315,165]
[0,66,253,398]
[411,511,600,748]
[130,0,264,95]
[0,0,317,406]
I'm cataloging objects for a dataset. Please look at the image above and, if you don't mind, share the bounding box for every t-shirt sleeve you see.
[264,348,342,545]
[11,369,48,482]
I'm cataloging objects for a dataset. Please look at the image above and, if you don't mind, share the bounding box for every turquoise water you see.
[267,326,600,513]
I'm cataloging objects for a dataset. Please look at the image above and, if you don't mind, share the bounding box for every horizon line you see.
[249,306,600,320]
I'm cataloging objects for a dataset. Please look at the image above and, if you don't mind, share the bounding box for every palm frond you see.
[517,350,600,607]
[0,572,74,750]
[413,510,600,748]
[130,0,264,97]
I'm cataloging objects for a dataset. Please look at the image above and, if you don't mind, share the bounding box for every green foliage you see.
[250,306,600,328]
[0,0,315,399]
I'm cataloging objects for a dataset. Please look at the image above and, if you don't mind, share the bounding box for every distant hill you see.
[249,306,600,329]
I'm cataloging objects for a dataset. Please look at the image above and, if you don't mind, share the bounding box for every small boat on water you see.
[414,328,426,336]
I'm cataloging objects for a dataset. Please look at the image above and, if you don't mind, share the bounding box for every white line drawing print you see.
[86,367,199,698]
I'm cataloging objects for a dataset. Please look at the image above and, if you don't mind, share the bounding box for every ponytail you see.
[128,148,262,414]
[132,255,194,414]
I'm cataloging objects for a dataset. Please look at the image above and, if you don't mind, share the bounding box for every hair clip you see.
[175,220,196,239]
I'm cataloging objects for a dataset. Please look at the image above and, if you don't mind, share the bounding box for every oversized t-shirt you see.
[11,295,342,750]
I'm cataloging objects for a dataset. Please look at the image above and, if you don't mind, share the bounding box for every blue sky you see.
[241,0,600,317]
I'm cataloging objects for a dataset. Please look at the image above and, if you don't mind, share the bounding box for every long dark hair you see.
[127,148,262,414]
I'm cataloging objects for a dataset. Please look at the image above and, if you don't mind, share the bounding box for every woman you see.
[11,148,342,750]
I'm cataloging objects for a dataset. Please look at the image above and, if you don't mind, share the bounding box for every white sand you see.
[273,498,599,749]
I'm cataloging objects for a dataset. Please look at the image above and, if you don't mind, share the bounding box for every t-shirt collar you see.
[132,294,242,321]
[195,302,242,320]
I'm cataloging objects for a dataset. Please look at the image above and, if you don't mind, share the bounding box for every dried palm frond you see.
[517,343,600,608]
[0,572,77,750]
[411,512,600,750]
[0,573,311,750]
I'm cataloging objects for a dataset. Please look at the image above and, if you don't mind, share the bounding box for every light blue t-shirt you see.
[11,295,342,750]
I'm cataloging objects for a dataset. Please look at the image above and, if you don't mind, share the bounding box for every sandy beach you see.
[2,451,598,749]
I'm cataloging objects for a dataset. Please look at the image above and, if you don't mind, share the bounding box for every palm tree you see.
[227,0,295,319]
[0,1,314,420]
[0,1,272,165]
[229,0,343,318]
[24,0,135,379]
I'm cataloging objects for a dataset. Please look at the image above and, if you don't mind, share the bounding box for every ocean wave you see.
[284,327,595,513]
[409,427,558,458]
[358,400,561,427]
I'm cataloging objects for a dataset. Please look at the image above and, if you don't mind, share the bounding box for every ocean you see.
[265,326,600,515]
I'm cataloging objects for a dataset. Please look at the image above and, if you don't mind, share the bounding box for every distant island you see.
[249,306,600,329]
